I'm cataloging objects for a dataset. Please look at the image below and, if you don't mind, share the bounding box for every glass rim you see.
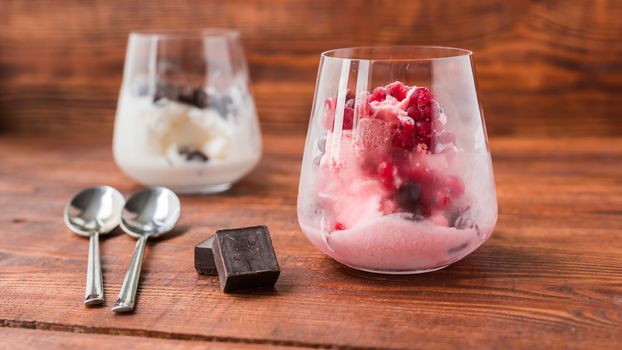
[129,28,240,40]
[321,46,473,62]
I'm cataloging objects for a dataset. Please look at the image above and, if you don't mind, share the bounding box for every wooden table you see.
[1,133,621,349]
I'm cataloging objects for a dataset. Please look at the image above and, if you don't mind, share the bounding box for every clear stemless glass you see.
[113,29,261,194]
[297,46,498,274]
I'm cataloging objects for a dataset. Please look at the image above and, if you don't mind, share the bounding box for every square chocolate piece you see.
[212,226,280,292]
[194,236,218,275]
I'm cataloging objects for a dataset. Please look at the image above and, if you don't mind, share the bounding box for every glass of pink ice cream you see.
[297,46,498,274]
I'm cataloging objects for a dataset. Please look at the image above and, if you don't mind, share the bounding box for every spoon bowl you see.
[64,185,125,306]
[65,186,125,237]
[120,186,181,239]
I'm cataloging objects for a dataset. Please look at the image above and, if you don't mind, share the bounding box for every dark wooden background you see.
[1,0,621,137]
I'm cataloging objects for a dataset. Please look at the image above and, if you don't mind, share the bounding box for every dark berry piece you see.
[396,181,423,213]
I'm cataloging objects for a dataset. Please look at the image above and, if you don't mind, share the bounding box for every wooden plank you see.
[1,0,622,136]
[0,327,299,350]
[0,134,621,349]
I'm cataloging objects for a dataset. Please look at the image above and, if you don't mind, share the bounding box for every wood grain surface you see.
[0,327,297,350]
[1,0,622,137]
[0,133,621,349]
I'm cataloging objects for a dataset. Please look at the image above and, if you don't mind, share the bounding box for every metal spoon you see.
[64,186,125,306]
[112,186,180,313]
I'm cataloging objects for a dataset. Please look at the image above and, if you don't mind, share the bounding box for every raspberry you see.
[369,87,387,103]
[401,87,436,150]
[406,87,434,121]
[392,117,432,151]
[386,82,409,102]
[377,160,397,190]
[415,120,432,148]
[334,222,346,231]
[393,117,416,150]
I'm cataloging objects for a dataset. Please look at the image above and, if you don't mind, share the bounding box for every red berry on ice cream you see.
[393,117,416,150]
[377,160,397,190]
[386,81,409,102]
[334,222,346,231]
[369,87,387,103]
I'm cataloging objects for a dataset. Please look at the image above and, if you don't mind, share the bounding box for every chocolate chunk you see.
[153,83,180,103]
[212,226,280,293]
[207,94,233,117]
[194,236,218,275]
[449,207,474,229]
[178,146,209,162]
[177,85,209,109]
[153,83,209,109]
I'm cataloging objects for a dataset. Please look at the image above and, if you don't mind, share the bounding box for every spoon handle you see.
[112,236,148,312]
[84,232,104,306]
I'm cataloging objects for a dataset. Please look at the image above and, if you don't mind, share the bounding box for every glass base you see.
[342,263,450,275]
[169,183,232,195]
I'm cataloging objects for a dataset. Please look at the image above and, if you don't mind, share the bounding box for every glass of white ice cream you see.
[113,29,261,194]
